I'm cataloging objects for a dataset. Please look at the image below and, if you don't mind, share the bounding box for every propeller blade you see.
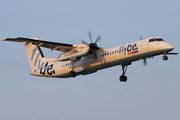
[140,36,143,40]
[88,32,93,43]
[143,58,147,66]
[82,40,89,45]
[95,35,101,43]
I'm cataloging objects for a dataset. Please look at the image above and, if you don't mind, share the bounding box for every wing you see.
[2,37,77,52]
[166,52,178,55]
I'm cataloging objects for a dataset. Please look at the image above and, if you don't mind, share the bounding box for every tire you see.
[119,75,127,82]
[69,71,76,78]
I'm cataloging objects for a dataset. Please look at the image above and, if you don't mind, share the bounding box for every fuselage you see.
[30,37,174,78]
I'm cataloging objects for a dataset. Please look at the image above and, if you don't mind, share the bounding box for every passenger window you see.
[112,51,114,54]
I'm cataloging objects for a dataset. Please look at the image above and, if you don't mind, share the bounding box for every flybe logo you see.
[119,43,139,55]
[40,62,55,75]
[31,47,44,69]
[31,47,55,75]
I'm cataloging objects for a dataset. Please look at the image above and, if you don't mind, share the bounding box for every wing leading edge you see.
[3,37,77,52]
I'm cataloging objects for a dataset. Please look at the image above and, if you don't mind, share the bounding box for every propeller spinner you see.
[82,32,102,58]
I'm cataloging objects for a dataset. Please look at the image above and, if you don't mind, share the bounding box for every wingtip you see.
[2,38,7,41]
[2,37,21,41]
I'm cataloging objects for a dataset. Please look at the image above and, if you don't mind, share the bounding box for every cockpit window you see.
[156,38,164,41]
[149,39,156,42]
[149,38,164,42]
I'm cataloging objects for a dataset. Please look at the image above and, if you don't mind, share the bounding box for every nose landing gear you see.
[120,75,127,82]
[162,52,178,61]
[162,53,168,60]
[162,56,168,60]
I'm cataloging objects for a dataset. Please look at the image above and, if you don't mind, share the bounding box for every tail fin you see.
[24,42,46,72]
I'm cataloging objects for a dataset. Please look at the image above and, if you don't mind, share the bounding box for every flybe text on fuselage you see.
[119,43,138,55]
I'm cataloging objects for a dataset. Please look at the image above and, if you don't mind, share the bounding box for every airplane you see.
[2,32,178,82]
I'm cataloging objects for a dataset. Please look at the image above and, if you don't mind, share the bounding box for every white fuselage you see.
[30,37,174,78]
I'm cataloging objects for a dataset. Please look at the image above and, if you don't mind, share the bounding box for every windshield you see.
[149,39,155,42]
[149,38,164,42]
[156,38,164,41]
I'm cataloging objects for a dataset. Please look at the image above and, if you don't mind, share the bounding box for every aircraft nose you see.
[167,43,174,50]
[164,42,174,51]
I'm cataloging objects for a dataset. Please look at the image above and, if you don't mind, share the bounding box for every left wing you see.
[166,52,178,55]
[3,37,77,52]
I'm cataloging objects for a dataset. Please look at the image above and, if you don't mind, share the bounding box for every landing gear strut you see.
[69,60,77,77]
[162,53,168,60]
[119,64,129,82]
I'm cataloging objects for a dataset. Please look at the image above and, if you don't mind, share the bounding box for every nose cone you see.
[164,42,174,52]
[167,43,174,50]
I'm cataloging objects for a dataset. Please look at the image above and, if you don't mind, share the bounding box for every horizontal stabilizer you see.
[3,37,77,52]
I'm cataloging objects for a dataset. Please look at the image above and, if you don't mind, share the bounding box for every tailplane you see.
[2,37,47,72]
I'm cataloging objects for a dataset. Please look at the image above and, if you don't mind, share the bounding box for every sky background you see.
[0,0,180,120]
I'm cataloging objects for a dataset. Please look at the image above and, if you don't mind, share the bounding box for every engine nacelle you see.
[58,44,90,61]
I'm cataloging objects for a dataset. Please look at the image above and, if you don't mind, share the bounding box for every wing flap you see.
[3,37,77,52]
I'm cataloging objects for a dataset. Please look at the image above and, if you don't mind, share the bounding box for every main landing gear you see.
[162,53,168,60]
[69,70,76,78]
[119,63,131,82]
[69,61,77,78]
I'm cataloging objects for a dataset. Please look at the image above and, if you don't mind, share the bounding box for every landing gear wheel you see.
[162,56,168,60]
[119,75,127,82]
[69,71,76,78]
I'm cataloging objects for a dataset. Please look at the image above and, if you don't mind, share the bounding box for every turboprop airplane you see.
[3,33,178,82]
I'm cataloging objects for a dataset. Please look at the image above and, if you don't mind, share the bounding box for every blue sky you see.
[0,0,180,120]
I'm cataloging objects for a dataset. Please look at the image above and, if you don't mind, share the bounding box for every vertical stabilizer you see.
[24,41,46,72]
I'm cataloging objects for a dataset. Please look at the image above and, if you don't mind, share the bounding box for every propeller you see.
[82,32,102,58]
[143,58,147,66]
[143,56,156,66]
[140,36,143,40]
[139,36,147,66]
